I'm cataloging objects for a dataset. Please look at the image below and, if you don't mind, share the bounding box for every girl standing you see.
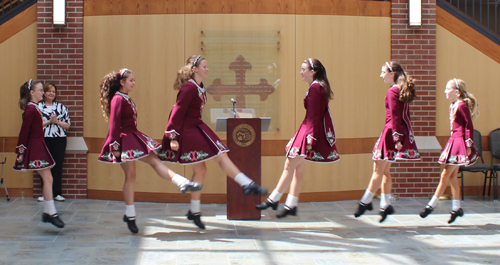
[14,79,64,228]
[159,55,268,229]
[256,58,339,218]
[419,78,478,224]
[354,61,420,223]
[99,68,202,234]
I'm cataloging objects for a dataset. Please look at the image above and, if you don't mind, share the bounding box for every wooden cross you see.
[207,55,275,109]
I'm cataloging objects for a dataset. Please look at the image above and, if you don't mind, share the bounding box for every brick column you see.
[390,0,441,197]
[35,0,86,199]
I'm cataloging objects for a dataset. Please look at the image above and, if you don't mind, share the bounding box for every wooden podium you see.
[226,118,263,220]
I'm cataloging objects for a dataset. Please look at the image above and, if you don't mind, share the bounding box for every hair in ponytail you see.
[305,58,333,101]
[385,61,416,103]
[100,68,132,121]
[174,55,205,90]
[449,78,480,121]
[18,79,42,110]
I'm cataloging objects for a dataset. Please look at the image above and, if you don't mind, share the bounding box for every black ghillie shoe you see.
[354,202,373,218]
[276,206,297,219]
[448,208,464,224]
[123,215,138,234]
[379,205,395,223]
[419,206,434,218]
[187,210,205,229]
[256,199,279,210]
[242,182,268,196]
[42,213,64,228]
[179,181,203,194]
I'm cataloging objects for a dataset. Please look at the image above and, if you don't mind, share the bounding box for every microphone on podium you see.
[230,98,236,118]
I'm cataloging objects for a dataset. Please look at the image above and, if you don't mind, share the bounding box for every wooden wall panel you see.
[436,25,500,139]
[296,0,391,16]
[185,0,295,14]
[0,24,37,137]
[84,0,184,16]
[83,15,185,139]
[0,4,37,44]
[296,15,391,139]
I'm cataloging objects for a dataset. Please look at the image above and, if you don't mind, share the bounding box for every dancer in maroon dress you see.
[159,55,268,229]
[13,79,64,228]
[354,61,420,222]
[256,58,339,218]
[99,69,202,234]
[420,78,478,223]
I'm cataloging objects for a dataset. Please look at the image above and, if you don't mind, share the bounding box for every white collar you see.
[189,79,205,93]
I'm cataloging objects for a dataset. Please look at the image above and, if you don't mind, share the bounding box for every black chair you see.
[488,128,500,201]
[458,130,495,201]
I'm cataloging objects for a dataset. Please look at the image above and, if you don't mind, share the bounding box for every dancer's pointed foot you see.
[242,182,268,196]
[419,205,434,218]
[187,210,205,229]
[122,215,138,234]
[256,199,279,210]
[179,181,203,194]
[379,205,395,223]
[448,208,464,224]
[276,206,297,219]
[42,213,64,228]
[354,202,373,218]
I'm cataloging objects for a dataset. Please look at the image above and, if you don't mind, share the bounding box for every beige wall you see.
[83,14,390,194]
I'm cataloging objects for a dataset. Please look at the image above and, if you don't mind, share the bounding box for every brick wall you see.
[34,0,86,199]
[390,0,441,198]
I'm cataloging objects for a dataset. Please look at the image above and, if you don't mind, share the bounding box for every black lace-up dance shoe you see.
[256,199,279,210]
[187,210,205,229]
[123,215,139,234]
[242,182,268,196]
[42,213,65,228]
[354,202,373,218]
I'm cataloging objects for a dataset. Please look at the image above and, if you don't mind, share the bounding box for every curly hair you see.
[173,55,205,90]
[99,68,132,121]
[18,79,42,110]
[385,61,416,103]
[449,78,480,121]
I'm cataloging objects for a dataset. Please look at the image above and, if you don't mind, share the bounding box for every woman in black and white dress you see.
[38,83,71,202]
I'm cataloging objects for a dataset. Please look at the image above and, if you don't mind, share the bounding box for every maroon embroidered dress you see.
[98,91,161,164]
[285,81,340,163]
[372,85,420,161]
[159,79,228,164]
[438,101,478,166]
[13,102,55,171]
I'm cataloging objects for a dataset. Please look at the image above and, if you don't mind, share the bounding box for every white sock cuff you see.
[452,199,461,211]
[234,172,253,186]
[268,189,283,202]
[44,200,57,215]
[191,200,201,213]
[285,194,299,208]
[125,204,136,217]
[380,193,390,209]
[360,190,375,204]
[428,196,439,208]
[172,174,188,186]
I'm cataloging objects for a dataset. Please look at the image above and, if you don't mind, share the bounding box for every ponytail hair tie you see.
[28,79,33,90]
[120,68,130,78]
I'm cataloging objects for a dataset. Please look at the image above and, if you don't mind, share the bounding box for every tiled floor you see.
[0,196,499,265]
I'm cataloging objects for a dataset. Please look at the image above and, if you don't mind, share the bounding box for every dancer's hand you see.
[395,142,402,151]
[306,144,312,150]
[113,151,121,158]
[171,140,179,151]
[467,148,471,156]
[16,155,23,163]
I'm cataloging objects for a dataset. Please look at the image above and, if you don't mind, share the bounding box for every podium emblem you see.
[232,124,256,147]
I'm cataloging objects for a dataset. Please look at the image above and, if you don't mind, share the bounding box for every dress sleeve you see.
[16,108,35,155]
[304,85,323,147]
[459,102,474,148]
[108,96,123,151]
[164,85,197,140]
[387,87,405,143]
